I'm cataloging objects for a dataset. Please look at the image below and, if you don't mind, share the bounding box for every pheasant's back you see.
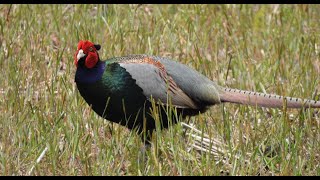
[109,54,222,107]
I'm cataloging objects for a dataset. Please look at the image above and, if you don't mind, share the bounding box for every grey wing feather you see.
[119,62,198,109]
[155,56,222,105]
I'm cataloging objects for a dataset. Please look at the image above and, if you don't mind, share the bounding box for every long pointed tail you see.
[219,88,320,108]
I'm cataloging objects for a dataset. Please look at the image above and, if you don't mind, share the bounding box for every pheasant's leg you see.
[137,131,152,168]
[140,129,153,147]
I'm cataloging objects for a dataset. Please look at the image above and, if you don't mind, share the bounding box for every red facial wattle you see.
[74,40,99,68]
[85,51,98,68]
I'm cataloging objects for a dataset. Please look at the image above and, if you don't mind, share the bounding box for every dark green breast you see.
[76,62,151,130]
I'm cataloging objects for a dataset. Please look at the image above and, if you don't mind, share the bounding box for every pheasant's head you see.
[74,40,101,68]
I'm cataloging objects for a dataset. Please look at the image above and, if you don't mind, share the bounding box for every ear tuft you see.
[94,44,101,51]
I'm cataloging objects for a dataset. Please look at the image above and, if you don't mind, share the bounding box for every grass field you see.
[0,4,319,176]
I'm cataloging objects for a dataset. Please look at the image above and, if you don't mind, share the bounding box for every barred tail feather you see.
[219,88,320,108]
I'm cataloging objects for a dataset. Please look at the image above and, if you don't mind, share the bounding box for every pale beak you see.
[76,49,85,61]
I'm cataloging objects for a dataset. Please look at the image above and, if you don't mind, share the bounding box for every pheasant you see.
[74,40,320,144]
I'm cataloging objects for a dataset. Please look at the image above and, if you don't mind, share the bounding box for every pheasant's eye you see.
[89,47,93,52]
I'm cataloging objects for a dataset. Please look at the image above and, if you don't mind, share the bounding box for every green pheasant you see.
[74,40,320,144]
